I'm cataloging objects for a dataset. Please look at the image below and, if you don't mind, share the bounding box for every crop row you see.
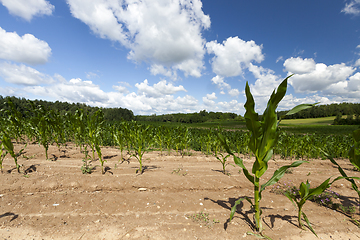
[0,99,355,170]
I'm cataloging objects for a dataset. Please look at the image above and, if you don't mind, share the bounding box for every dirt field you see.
[0,143,360,240]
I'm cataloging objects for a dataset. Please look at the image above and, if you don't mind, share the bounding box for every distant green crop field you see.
[139,117,358,136]
[137,120,247,129]
[279,125,358,135]
[279,116,335,125]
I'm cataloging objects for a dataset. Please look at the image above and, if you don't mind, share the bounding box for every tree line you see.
[1,95,359,124]
[0,96,135,122]
[278,102,360,119]
[135,109,243,123]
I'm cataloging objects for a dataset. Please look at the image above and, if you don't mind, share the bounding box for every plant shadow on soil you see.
[131,165,159,174]
[325,194,360,219]
[24,164,38,174]
[205,196,300,232]
[0,212,18,222]
[211,169,232,175]
[204,197,256,230]
[103,155,118,160]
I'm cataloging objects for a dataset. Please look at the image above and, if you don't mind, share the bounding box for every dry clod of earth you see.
[0,143,359,239]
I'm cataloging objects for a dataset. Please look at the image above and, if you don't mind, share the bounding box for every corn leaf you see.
[349,129,360,171]
[260,160,307,199]
[234,155,255,184]
[323,149,360,198]
[307,177,331,198]
[244,82,261,155]
[302,212,317,237]
[230,197,253,221]
[284,103,319,118]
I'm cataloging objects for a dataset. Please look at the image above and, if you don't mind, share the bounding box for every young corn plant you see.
[323,129,360,224]
[94,140,105,174]
[215,152,232,175]
[213,128,233,174]
[29,103,54,160]
[2,99,25,143]
[113,122,126,162]
[130,123,152,174]
[178,126,191,157]
[87,110,104,161]
[155,125,165,156]
[284,178,332,236]
[2,132,26,173]
[0,142,7,173]
[81,145,94,174]
[163,127,173,156]
[219,76,317,234]
[71,109,87,152]
[85,110,106,174]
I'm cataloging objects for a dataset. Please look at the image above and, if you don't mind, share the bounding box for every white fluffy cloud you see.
[283,57,316,74]
[67,0,210,78]
[135,79,186,98]
[321,72,360,99]
[246,63,283,112]
[0,62,53,85]
[228,88,240,97]
[206,36,264,77]
[279,94,333,112]
[347,72,360,91]
[211,75,240,97]
[284,57,355,93]
[248,64,281,97]
[342,0,360,15]
[0,27,51,65]
[202,92,217,106]
[355,58,360,66]
[0,0,54,21]
[217,100,243,114]
[21,76,199,114]
[112,82,130,94]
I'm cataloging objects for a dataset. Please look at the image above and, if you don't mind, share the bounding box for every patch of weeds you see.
[81,159,94,174]
[350,218,360,228]
[22,154,36,160]
[271,182,357,216]
[22,174,30,178]
[171,165,187,176]
[81,149,94,174]
[186,211,219,228]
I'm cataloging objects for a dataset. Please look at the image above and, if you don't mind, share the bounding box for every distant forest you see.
[135,110,243,123]
[1,95,360,125]
[278,102,360,119]
[0,96,135,122]
[277,102,360,125]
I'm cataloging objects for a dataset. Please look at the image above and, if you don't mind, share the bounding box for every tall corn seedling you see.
[1,133,26,173]
[130,123,152,174]
[219,76,317,234]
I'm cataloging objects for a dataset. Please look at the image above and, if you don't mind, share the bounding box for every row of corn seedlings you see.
[0,97,355,176]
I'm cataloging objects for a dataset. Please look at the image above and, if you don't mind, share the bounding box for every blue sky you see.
[1,0,360,115]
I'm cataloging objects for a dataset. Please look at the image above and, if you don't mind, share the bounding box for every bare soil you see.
[0,143,360,240]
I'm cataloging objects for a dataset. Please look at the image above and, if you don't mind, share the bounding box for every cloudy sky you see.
[1,0,360,115]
